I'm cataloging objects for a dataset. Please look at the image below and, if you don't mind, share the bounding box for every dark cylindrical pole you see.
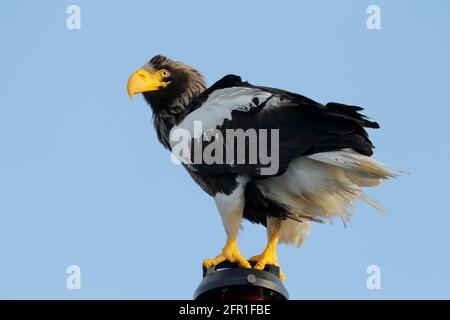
[194,261,288,300]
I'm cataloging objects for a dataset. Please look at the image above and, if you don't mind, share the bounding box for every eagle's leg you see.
[203,207,251,269]
[249,218,285,281]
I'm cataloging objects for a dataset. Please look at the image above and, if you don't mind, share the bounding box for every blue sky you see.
[1,0,449,299]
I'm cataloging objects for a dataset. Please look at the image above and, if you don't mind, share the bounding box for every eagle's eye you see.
[160,69,170,78]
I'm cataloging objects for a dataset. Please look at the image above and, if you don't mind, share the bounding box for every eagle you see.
[127,55,397,281]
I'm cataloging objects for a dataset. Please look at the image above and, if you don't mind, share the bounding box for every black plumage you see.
[186,74,378,177]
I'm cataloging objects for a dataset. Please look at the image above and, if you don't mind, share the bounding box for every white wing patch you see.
[174,87,273,139]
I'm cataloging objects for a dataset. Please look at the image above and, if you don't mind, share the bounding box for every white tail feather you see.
[258,149,399,246]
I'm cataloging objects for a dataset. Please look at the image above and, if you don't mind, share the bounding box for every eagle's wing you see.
[172,75,379,177]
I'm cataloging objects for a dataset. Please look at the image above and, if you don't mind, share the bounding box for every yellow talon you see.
[249,247,285,281]
[203,238,251,269]
[249,219,285,281]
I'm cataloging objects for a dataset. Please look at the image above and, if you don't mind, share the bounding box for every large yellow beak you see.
[127,69,166,99]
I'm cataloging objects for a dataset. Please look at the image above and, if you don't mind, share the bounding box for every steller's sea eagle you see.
[127,55,398,280]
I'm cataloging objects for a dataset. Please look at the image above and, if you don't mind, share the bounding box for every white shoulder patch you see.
[174,87,272,138]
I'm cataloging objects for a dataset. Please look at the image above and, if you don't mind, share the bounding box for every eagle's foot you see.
[203,239,251,269]
[249,250,285,281]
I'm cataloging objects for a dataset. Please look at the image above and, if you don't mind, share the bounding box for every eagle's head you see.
[127,55,207,114]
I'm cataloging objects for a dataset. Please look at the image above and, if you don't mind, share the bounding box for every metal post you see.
[193,261,289,300]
